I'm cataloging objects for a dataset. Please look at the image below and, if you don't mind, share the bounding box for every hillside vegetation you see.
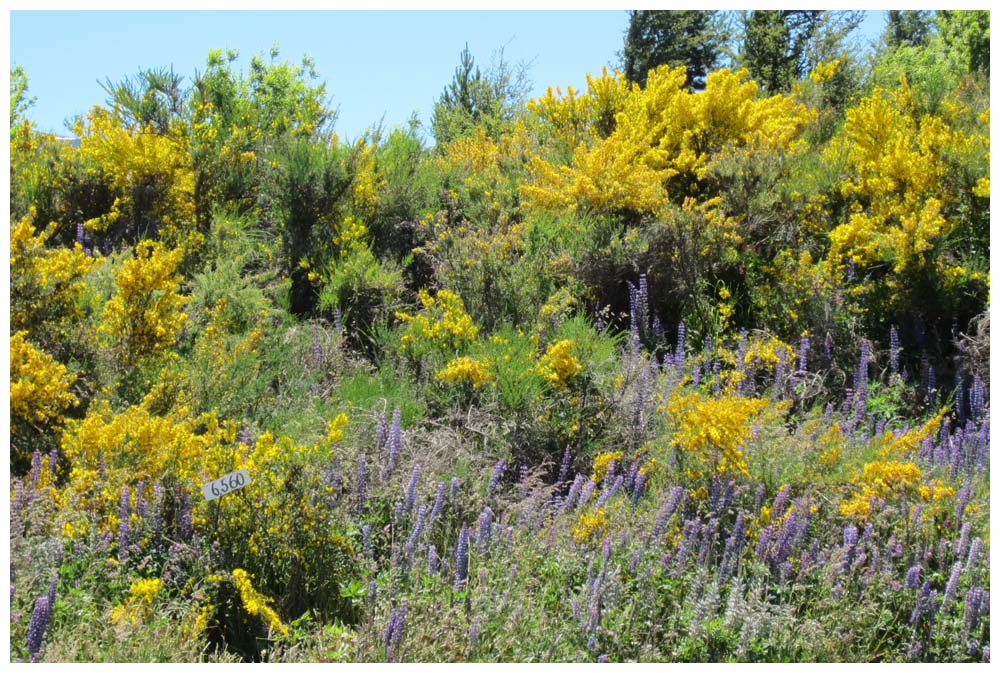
[9,11,990,662]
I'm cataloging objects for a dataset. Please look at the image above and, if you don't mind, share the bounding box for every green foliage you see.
[100,66,186,134]
[10,65,36,131]
[622,10,729,90]
[740,10,823,94]
[431,43,531,146]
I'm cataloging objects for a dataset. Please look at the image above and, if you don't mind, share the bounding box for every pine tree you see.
[622,10,728,90]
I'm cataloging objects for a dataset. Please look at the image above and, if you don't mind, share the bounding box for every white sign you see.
[202,469,252,501]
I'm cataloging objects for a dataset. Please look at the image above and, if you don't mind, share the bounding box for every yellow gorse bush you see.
[396,289,478,356]
[111,577,164,625]
[522,65,815,215]
[536,339,583,389]
[591,450,624,485]
[572,507,608,545]
[663,390,775,478]
[232,568,288,636]
[436,356,493,388]
[98,240,189,369]
[9,331,78,427]
[74,106,197,248]
[839,460,927,520]
[60,382,240,497]
[823,79,988,287]
[10,212,103,334]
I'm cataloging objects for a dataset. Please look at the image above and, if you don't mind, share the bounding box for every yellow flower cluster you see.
[74,106,196,247]
[808,59,842,85]
[232,568,288,636]
[663,391,774,478]
[10,331,78,427]
[591,450,624,485]
[396,289,478,356]
[10,212,103,333]
[98,240,189,369]
[522,65,815,215]
[436,356,494,388]
[536,339,582,389]
[839,460,924,519]
[823,80,979,281]
[350,138,382,219]
[527,67,630,149]
[874,411,944,459]
[325,412,350,445]
[112,577,163,625]
[572,507,608,544]
[743,334,795,370]
[61,392,239,491]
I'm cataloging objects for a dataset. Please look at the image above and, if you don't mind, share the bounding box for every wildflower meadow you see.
[8,10,991,663]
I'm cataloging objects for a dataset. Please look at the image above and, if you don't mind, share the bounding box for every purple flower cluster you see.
[403,463,420,513]
[26,595,52,660]
[487,459,506,497]
[454,527,470,589]
[384,604,407,661]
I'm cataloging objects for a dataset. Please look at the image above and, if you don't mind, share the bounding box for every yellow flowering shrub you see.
[396,289,479,357]
[662,391,776,478]
[808,59,842,85]
[536,339,583,389]
[523,66,815,215]
[591,450,624,485]
[572,507,608,545]
[232,568,288,636]
[111,577,164,625]
[527,67,631,152]
[98,240,189,369]
[61,393,239,490]
[839,460,924,519]
[10,212,103,337]
[10,331,78,429]
[822,79,988,302]
[874,411,945,459]
[436,356,494,388]
[74,106,198,248]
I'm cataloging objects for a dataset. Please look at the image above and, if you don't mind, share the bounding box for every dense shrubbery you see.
[9,14,990,663]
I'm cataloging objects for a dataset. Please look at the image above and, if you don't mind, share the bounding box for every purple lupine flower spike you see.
[942,562,962,609]
[29,451,43,491]
[118,485,131,562]
[477,507,494,554]
[675,321,686,373]
[557,447,572,486]
[429,481,446,524]
[427,545,439,574]
[563,474,585,512]
[454,527,470,589]
[408,504,427,547]
[889,326,900,377]
[403,463,420,513]
[631,471,647,509]
[26,595,52,660]
[652,486,686,540]
[362,523,373,560]
[487,459,506,497]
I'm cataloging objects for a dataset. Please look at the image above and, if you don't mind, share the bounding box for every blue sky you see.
[10,10,888,142]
